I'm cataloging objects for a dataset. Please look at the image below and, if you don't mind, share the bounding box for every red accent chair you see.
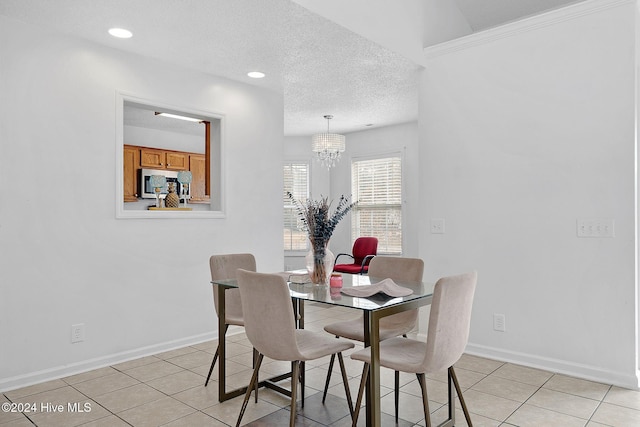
[333,237,378,274]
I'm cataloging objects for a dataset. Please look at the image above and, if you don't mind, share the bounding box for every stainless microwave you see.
[139,168,191,200]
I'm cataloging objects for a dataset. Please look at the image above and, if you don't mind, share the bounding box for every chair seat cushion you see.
[350,336,427,373]
[334,264,369,274]
[324,311,417,342]
[223,288,244,326]
[225,313,244,326]
[295,330,354,361]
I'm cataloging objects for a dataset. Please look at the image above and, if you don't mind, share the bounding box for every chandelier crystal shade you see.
[312,115,346,168]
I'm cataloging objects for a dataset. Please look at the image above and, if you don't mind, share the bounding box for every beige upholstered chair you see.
[322,256,424,419]
[204,253,256,387]
[350,271,477,427]
[235,269,355,427]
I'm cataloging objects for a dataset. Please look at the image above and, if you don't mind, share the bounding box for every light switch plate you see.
[577,219,615,238]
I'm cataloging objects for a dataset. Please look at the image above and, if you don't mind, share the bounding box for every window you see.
[352,156,402,254]
[283,162,310,251]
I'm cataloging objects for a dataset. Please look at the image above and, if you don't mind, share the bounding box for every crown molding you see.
[424,0,634,59]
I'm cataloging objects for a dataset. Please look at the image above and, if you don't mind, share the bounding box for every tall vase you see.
[305,240,334,286]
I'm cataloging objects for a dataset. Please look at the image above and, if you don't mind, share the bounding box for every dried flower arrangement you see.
[287,192,356,283]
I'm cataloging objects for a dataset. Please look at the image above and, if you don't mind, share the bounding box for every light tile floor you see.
[2,303,640,426]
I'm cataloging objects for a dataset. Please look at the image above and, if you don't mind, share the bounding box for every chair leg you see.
[394,370,400,422]
[336,352,354,418]
[300,361,306,408]
[352,363,369,427]
[205,324,229,386]
[391,332,408,419]
[322,353,336,403]
[416,373,431,427]
[450,366,473,427]
[253,348,259,403]
[204,346,219,387]
[235,353,264,427]
[290,361,300,427]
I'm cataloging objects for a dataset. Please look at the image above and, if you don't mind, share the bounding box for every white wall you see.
[0,16,284,390]
[124,125,205,154]
[420,1,638,387]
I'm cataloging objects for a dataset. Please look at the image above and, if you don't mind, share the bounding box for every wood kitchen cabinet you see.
[123,145,140,202]
[189,154,208,202]
[139,148,188,170]
[139,147,165,169]
[165,152,188,170]
[123,145,208,202]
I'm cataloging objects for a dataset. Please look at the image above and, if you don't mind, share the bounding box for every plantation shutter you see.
[283,162,309,251]
[352,156,402,254]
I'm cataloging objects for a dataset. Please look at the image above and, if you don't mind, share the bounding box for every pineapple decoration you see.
[165,182,180,208]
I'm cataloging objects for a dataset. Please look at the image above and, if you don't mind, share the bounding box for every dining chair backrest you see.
[423,271,477,373]
[367,256,424,330]
[236,269,301,361]
[210,253,256,318]
[367,256,424,283]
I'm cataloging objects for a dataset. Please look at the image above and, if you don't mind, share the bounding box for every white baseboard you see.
[465,342,640,390]
[0,329,240,393]
[414,333,639,390]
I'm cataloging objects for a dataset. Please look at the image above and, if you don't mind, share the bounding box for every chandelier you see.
[312,115,346,168]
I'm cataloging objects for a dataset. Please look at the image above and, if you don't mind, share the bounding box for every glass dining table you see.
[211,272,455,427]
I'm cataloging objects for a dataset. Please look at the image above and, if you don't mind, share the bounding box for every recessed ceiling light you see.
[247,71,265,79]
[108,28,133,39]
[365,123,374,127]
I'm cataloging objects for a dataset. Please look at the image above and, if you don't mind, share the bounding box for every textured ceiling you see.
[0,0,420,136]
[0,0,582,136]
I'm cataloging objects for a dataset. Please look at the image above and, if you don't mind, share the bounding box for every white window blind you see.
[352,156,402,254]
[283,162,309,251]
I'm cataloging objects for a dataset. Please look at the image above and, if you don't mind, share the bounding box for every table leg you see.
[298,299,304,329]
[363,311,382,427]
[370,311,381,427]
[217,285,227,402]
[298,299,305,406]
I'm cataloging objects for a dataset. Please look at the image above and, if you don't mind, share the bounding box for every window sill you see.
[285,251,309,257]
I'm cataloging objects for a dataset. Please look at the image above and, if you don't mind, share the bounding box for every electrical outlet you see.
[430,218,445,234]
[71,323,85,343]
[493,314,506,332]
